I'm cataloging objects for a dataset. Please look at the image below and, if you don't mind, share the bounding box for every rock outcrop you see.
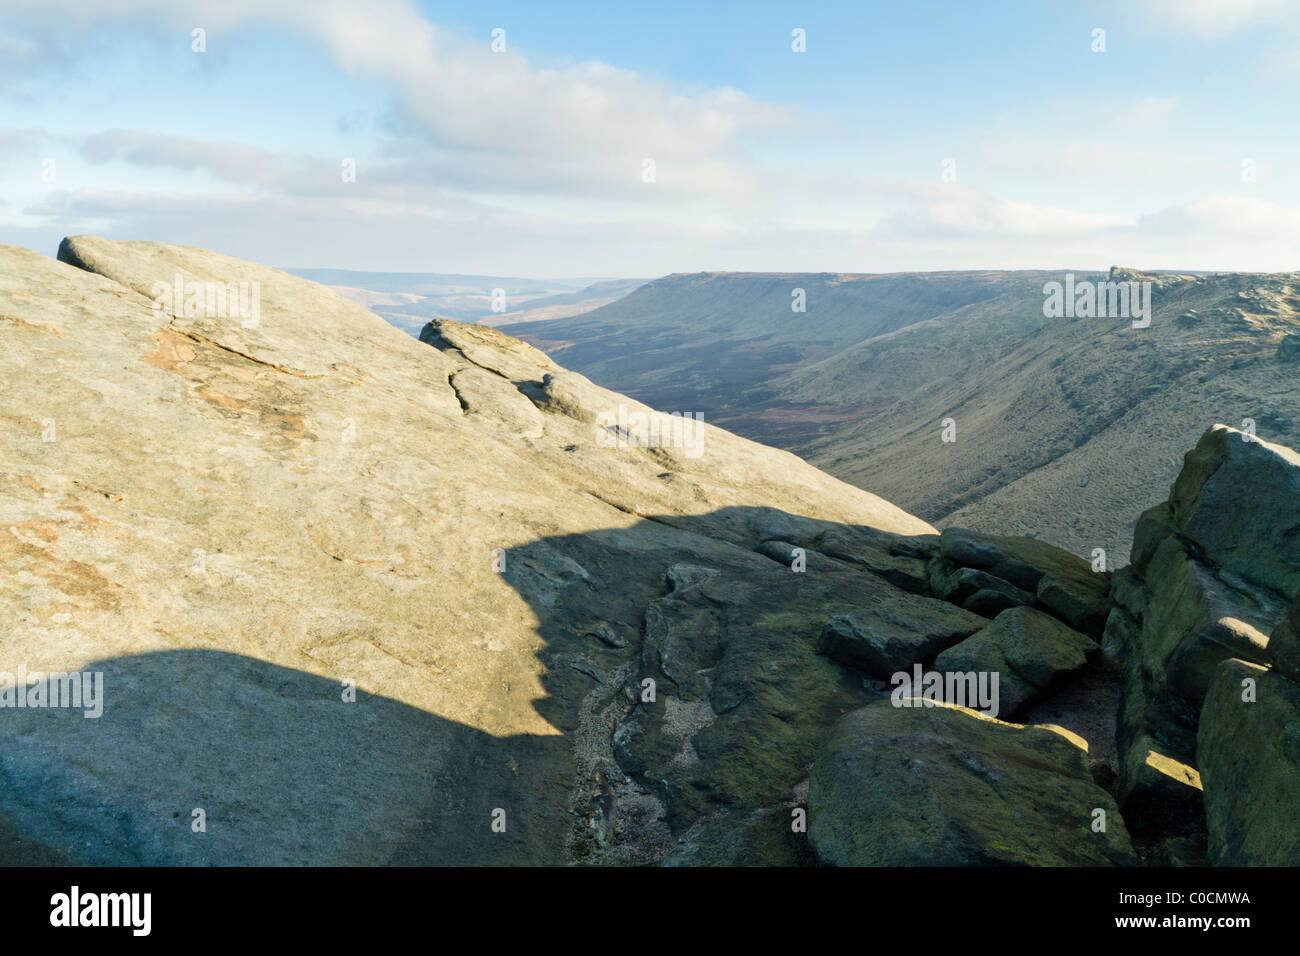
[1,236,935,864]
[935,528,1112,636]
[1105,424,1299,862]
[1197,659,1300,866]
[808,701,1137,866]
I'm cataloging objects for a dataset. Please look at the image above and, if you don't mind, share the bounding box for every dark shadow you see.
[0,505,937,865]
[0,648,579,865]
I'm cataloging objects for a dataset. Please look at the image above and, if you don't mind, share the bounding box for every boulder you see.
[1112,427,1300,850]
[812,528,931,595]
[1115,730,1205,843]
[962,587,1029,618]
[933,606,1096,720]
[1113,651,1205,847]
[888,534,940,560]
[1197,659,1300,866]
[1036,569,1110,638]
[807,701,1138,866]
[927,558,1032,610]
[1130,502,1176,574]
[818,601,987,679]
[1100,607,1139,665]
[940,527,1101,592]
[1168,424,1300,601]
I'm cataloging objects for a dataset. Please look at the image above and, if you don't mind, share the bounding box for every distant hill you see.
[287,268,645,334]
[508,269,1300,563]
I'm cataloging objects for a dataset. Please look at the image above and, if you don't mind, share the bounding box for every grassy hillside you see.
[511,269,1300,563]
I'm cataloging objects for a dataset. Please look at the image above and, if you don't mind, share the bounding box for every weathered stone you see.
[939,527,1100,593]
[1036,569,1110,638]
[961,587,1027,618]
[1109,566,1147,621]
[1130,501,1176,574]
[1116,730,1205,842]
[939,527,1109,634]
[808,701,1138,866]
[818,601,988,679]
[928,557,1031,610]
[1169,424,1300,601]
[812,528,931,594]
[586,622,628,649]
[888,533,940,560]
[1100,607,1139,664]
[1197,659,1300,866]
[933,606,1096,720]
[1139,537,1280,707]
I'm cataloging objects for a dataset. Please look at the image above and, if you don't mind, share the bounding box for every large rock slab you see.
[1197,659,1300,866]
[1116,730,1205,847]
[1169,424,1300,601]
[818,601,988,679]
[808,701,1138,866]
[933,606,1096,719]
[0,236,939,865]
[810,528,931,595]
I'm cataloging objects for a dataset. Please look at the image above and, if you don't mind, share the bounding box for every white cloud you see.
[3,0,1297,275]
[1142,0,1298,37]
[5,0,791,194]
[1138,195,1300,239]
[9,184,1300,276]
[1119,96,1180,129]
[80,130,284,185]
[893,191,1133,237]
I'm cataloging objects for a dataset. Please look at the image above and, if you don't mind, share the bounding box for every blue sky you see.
[1,0,1298,275]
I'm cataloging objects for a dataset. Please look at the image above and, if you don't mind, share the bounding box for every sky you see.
[1,0,1298,276]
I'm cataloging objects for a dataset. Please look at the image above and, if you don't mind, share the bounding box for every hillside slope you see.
[511,270,1300,564]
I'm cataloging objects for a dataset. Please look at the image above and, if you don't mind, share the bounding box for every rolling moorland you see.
[508,271,1300,565]
[0,236,1297,867]
[291,268,646,335]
